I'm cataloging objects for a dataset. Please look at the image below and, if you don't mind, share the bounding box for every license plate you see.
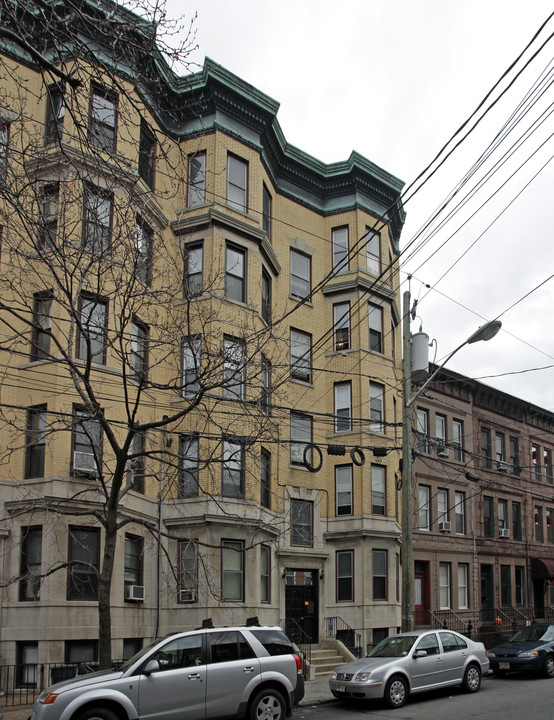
[338,683,345,692]
[499,662,510,669]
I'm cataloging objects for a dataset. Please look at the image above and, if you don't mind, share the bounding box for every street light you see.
[401,294,501,632]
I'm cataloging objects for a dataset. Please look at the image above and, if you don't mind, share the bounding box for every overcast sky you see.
[164,0,554,410]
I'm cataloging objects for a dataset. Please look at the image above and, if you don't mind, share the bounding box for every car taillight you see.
[293,653,303,675]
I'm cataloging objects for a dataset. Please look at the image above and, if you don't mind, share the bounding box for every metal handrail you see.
[283,618,312,676]
[325,616,362,657]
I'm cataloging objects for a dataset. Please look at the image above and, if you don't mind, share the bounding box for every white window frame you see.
[371,464,386,515]
[418,485,430,530]
[368,304,383,353]
[335,464,353,516]
[457,564,469,609]
[366,229,380,275]
[439,563,451,609]
[334,382,352,432]
[369,382,385,433]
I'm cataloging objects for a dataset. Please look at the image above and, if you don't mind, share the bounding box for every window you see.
[335,465,353,516]
[334,382,352,432]
[332,226,348,271]
[512,501,522,541]
[333,302,350,351]
[31,291,53,360]
[509,436,520,474]
[135,216,152,285]
[515,566,525,606]
[45,84,65,143]
[368,304,383,353]
[547,508,553,543]
[124,534,143,590]
[500,565,511,607]
[336,550,353,602]
[372,549,387,600]
[261,356,271,415]
[68,526,100,600]
[89,84,117,152]
[369,382,385,433]
[366,230,380,275]
[38,183,59,250]
[498,498,508,530]
[178,540,198,603]
[458,564,469,609]
[290,249,310,298]
[416,408,429,452]
[454,491,465,534]
[225,243,246,302]
[65,640,98,665]
[130,319,148,381]
[0,121,10,184]
[187,152,206,206]
[19,526,42,601]
[291,499,313,547]
[261,268,271,323]
[227,155,248,211]
[437,489,448,525]
[483,497,494,538]
[72,407,102,476]
[261,448,271,509]
[535,506,543,542]
[77,294,107,364]
[222,540,244,601]
[126,432,145,493]
[452,420,464,461]
[371,464,386,515]
[138,121,156,188]
[435,414,447,452]
[262,184,272,241]
[439,563,451,609]
[25,405,47,479]
[260,545,270,603]
[83,185,112,254]
[123,639,142,659]
[496,432,507,469]
[532,444,540,480]
[418,485,430,530]
[182,336,201,395]
[290,329,311,383]
[544,449,553,482]
[481,428,492,468]
[223,336,245,398]
[16,642,38,688]
[179,434,199,498]
[290,412,312,466]
[222,438,244,498]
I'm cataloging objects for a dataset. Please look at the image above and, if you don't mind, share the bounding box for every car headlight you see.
[331,671,337,679]
[355,672,371,682]
[487,652,496,657]
[518,651,539,658]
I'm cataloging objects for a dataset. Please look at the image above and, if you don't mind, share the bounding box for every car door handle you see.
[188,673,202,680]
[243,666,256,673]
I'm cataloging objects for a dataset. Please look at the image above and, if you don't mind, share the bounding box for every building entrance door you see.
[414,561,429,625]
[284,569,318,643]
[481,564,495,623]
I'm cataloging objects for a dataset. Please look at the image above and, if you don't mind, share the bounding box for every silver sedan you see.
[329,629,489,708]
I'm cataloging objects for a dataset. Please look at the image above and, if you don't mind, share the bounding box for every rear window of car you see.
[249,630,293,656]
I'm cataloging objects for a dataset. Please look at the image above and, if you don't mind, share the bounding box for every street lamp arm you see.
[406,341,466,408]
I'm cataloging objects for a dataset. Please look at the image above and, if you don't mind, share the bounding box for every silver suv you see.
[31,625,305,720]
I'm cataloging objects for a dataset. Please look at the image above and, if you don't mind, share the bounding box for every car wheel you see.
[543,654,554,679]
[76,708,119,720]
[249,688,286,720]
[462,664,481,693]
[384,675,408,708]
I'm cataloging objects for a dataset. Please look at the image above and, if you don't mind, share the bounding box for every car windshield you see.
[510,624,554,643]
[367,636,417,657]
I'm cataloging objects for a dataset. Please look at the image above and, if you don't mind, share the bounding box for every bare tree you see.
[0,0,288,667]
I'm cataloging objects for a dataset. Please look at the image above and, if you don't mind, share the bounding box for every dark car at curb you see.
[329,628,489,709]
[30,625,304,720]
[488,622,554,678]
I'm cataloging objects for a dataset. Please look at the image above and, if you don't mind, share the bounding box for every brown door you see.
[414,561,429,625]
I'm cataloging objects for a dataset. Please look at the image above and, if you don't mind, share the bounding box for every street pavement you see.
[0,676,336,720]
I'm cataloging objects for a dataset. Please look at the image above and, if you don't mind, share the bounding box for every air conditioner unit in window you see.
[437,446,449,457]
[499,528,510,538]
[179,589,196,603]
[125,584,145,601]
[438,521,451,533]
[497,461,508,471]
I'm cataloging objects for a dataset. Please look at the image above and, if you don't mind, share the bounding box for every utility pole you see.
[401,288,414,632]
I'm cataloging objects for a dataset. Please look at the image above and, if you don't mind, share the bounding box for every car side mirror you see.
[143,659,160,676]
[413,650,428,659]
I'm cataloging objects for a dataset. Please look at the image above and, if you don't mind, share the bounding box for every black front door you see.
[284,569,318,643]
[481,564,495,623]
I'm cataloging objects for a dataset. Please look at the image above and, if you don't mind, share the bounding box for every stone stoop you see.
[308,644,348,678]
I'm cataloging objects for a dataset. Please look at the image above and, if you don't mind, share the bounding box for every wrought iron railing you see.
[283,618,312,676]
[325,616,362,657]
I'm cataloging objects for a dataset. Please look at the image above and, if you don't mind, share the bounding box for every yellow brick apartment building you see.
[0,0,406,671]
